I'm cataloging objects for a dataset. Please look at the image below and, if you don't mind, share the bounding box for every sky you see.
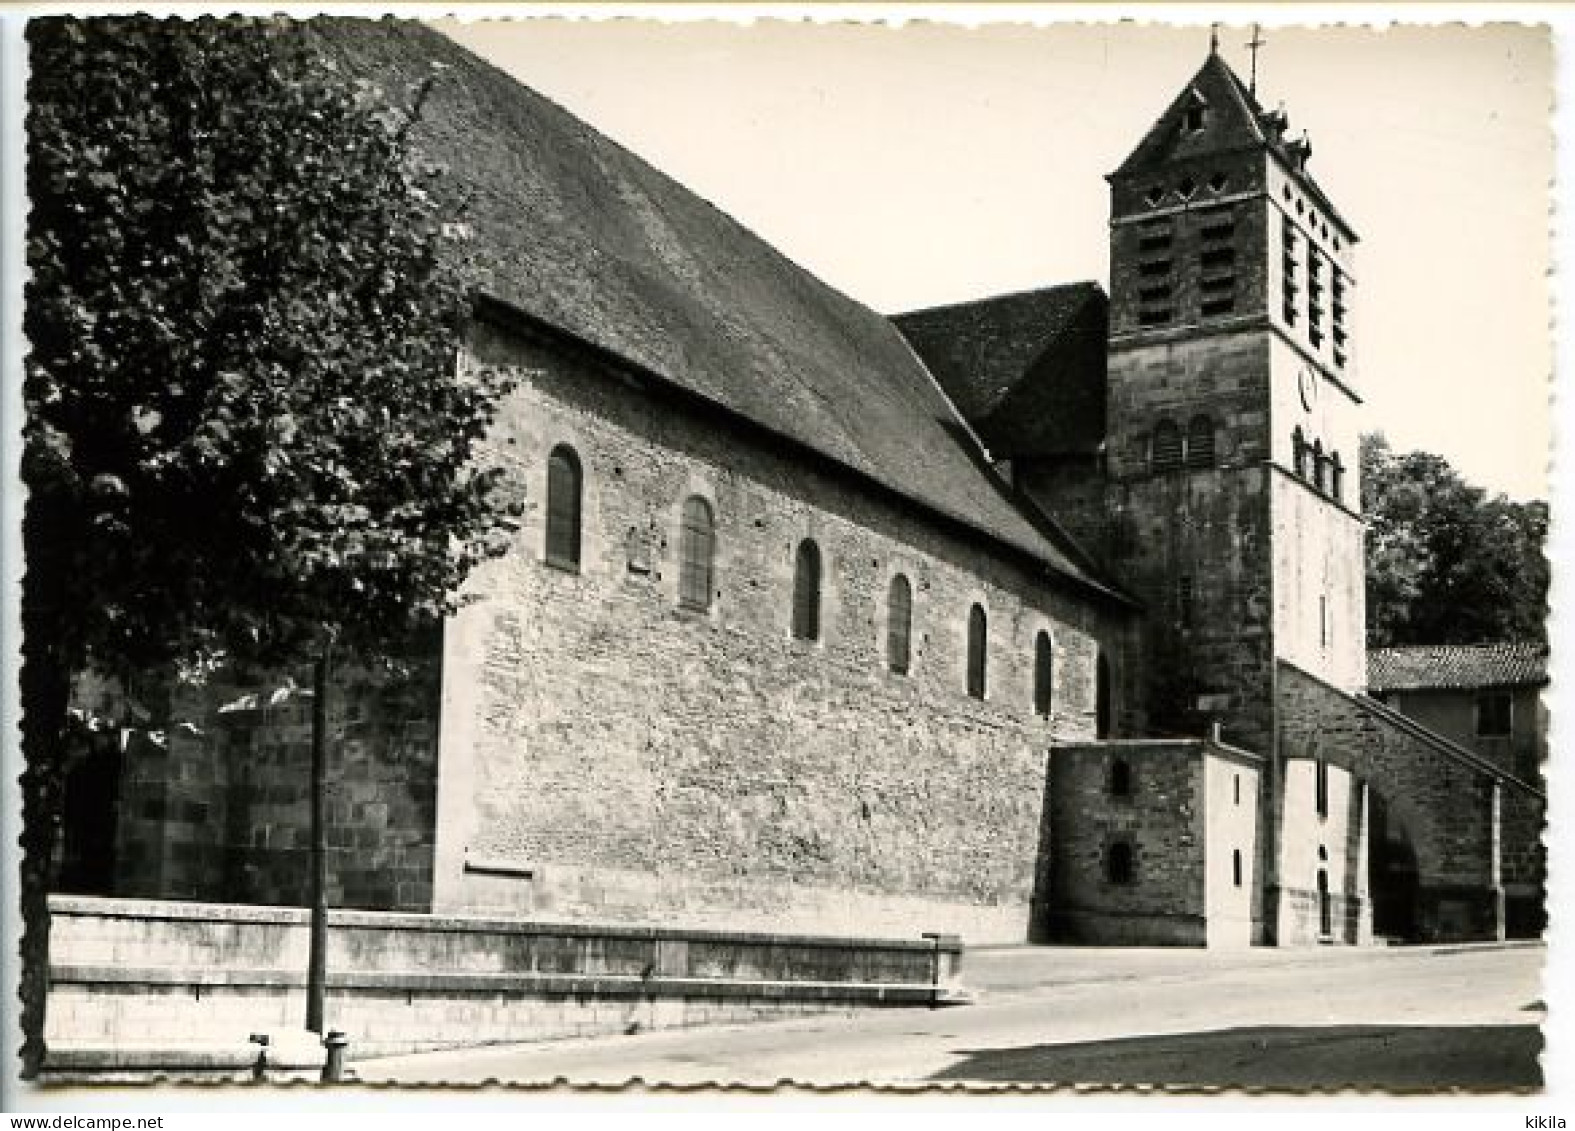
[437,16,1553,502]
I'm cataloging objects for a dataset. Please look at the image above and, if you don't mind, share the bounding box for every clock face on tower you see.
[1297,366,1321,412]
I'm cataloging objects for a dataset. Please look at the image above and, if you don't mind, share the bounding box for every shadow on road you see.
[928,1023,1543,1091]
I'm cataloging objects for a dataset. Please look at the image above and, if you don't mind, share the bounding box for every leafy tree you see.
[22,17,517,1076]
[1361,433,1547,648]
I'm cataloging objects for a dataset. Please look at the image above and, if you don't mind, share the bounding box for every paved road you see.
[364,944,1545,1090]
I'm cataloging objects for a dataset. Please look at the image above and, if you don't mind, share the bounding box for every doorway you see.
[1368,792,1421,941]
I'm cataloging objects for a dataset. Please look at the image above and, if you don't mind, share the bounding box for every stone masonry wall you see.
[1044,741,1208,946]
[111,659,441,912]
[431,319,1138,944]
[1108,155,1270,337]
[1376,686,1545,933]
[1086,329,1277,750]
[1276,661,1504,941]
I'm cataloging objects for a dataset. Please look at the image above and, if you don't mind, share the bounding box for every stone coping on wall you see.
[1053,737,1265,766]
[1277,657,1545,799]
[52,964,961,1004]
[48,894,962,955]
[45,1038,328,1074]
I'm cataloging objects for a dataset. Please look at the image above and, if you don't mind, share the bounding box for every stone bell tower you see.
[1098,43,1366,752]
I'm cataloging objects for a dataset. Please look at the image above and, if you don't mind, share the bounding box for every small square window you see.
[1106,841,1135,885]
[1477,692,1513,738]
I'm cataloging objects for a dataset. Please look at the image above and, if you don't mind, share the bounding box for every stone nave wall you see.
[430,318,1138,943]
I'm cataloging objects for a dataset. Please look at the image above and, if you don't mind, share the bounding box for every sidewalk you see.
[960,939,1544,997]
[358,942,1544,1087]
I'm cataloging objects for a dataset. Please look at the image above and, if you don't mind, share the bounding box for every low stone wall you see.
[46,896,964,1062]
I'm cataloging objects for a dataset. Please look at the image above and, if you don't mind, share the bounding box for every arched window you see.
[545,445,582,570]
[1186,415,1216,468]
[886,574,912,675]
[1033,631,1055,717]
[1151,419,1183,471]
[1292,427,1308,478]
[1233,848,1243,887]
[1330,453,1345,504]
[966,604,987,699]
[1109,757,1133,797]
[678,496,715,611]
[792,539,822,641]
[1107,841,1135,885]
[1096,651,1114,739]
[1317,868,1332,937]
[1312,440,1329,493]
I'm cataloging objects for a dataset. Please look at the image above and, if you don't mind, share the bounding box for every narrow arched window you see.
[886,574,912,675]
[545,445,582,570]
[1312,440,1329,493]
[1186,415,1216,468]
[1292,427,1308,478]
[1109,757,1132,797]
[966,604,987,699]
[1096,651,1114,738]
[1233,848,1244,887]
[678,496,715,611]
[791,539,821,641]
[1331,453,1345,504]
[1152,419,1182,471]
[1033,631,1055,717]
[1107,841,1135,885]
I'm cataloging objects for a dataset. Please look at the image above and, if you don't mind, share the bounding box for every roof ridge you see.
[1371,641,1546,652]
[890,280,1104,321]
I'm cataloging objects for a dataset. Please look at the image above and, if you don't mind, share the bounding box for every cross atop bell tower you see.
[1247,23,1266,94]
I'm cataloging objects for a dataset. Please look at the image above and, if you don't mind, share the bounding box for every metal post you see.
[306,642,332,1034]
[321,1030,349,1083]
[248,1033,269,1082]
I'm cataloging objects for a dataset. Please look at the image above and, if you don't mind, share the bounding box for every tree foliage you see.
[1361,433,1547,648]
[25,17,516,674]
[20,16,518,1074]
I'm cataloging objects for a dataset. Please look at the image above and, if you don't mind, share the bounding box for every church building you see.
[61,22,1544,949]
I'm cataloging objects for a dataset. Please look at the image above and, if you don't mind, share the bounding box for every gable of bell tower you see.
[1094,45,1366,751]
[1107,50,1280,338]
